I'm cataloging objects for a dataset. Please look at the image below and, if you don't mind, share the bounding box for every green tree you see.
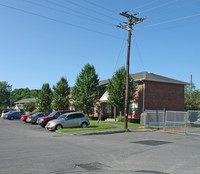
[72,64,99,116]
[0,81,10,112]
[106,67,136,117]
[23,102,36,112]
[184,84,200,110]
[51,77,70,110]
[37,83,52,112]
[12,88,40,101]
[30,89,41,98]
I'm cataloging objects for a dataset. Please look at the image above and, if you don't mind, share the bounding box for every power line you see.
[114,32,127,72]
[82,0,118,14]
[0,3,123,40]
[132,34,146,72]
[45,0,115,26]
[62,0,120,22]
[138,0,180,14]
[148,0,200,18]
[144,13,200,28]
[24,0,114,26]
[127,0,160,13]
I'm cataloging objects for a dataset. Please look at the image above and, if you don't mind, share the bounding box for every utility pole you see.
[190,74,192,109]
[8,85,12,110]
[116,11,145,129]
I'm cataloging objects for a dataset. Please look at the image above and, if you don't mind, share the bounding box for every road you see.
[0,118,200,174]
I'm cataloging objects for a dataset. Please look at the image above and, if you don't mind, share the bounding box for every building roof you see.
[98,72,189,87]
[131,72,189,85]
[98,79,110,87]
[14,98,37,104]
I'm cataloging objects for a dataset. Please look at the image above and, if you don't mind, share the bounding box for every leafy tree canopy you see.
[23,102,36,112]
[37,83,52,113]
[184,84,200,110]
[51,77,70,110]
[106,67,136,112]
[0,81,10,112]
[72,64,99,115]
[12,88,41,101]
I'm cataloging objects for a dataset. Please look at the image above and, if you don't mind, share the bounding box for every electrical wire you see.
[138,0,180,14]
[82,0,118,14]
[114,32,127,72]
[45,0,115,26]
[127,0,161,13]
[132,34,146,72]
[148,0,200,18]
[144,13,200,28]
[62,0,120,22]
[24,0,114,26]
[0,3,123,40]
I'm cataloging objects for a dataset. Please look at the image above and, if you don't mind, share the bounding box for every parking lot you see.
[0,118,200,174]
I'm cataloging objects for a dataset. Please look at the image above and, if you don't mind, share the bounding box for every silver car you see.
[45,112,90,131]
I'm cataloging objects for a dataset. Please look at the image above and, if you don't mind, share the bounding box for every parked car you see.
[1,109,10,117]
[26,112,49,124]
[37,110,74,128]
[3,111,25,120]
[45,112,90,131]
[20,113,34,122]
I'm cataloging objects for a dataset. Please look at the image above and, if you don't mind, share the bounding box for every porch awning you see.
[100,91,109,102]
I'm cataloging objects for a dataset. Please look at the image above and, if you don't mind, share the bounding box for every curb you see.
[79,130,127,136]
[56,129,129,136]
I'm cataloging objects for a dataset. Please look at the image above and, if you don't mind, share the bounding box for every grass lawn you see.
[105,121,143,127]
[57,122,116,133]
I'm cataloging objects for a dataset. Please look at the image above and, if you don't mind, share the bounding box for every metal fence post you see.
[144,113,146,128]
[163,108,166,131]
[184,111,189,135]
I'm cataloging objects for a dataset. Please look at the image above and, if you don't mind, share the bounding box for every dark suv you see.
[37,110,74,127]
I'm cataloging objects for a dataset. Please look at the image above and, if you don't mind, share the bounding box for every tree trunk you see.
[114,107,116,122]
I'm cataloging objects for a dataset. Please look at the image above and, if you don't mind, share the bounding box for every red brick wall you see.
[144,81,184,111]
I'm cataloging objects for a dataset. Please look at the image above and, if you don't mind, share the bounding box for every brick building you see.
[94,72,188,121]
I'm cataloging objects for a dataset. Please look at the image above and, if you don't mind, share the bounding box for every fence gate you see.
[143,110,200,135]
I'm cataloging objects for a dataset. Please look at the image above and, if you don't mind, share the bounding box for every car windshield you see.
[32,113,40,116]
[47,112,57,117]
[57,114,66,119]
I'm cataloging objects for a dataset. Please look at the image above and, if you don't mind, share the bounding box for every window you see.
[73,113,84,119]
[67,115,74,120]
[55,112,61,117]
[135,82,139,89]
[94,105,98,113]
[129,102,138,113]
[105,104,111,113]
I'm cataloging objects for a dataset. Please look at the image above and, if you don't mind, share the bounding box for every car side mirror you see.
[65,117,68,120]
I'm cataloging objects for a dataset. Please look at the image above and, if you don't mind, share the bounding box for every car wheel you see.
[55,124,63,130]
[10,116,14,120]
[81,122,88,128]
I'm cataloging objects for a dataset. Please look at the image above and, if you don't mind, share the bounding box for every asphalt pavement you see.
[0,118,200,174]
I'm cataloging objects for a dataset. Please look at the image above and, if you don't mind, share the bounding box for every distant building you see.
[14,98,37,111]
[94,72,188,121]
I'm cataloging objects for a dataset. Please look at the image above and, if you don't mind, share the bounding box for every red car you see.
[37,110,74,128]
[20,113,34,122]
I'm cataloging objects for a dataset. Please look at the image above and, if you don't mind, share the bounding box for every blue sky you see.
[0,0,200,90]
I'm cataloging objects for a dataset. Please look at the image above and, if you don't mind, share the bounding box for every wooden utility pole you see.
[116,11,145,129]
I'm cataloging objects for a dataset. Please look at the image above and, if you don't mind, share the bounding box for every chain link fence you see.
[141,110,200,135]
